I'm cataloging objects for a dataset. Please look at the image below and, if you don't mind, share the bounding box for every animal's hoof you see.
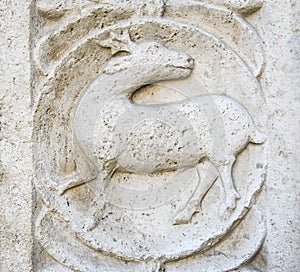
[234,191,241,200]
[219,191,241,220]
[57,185,68,196]
[85,201,106,231]
[54,173,85,195]
[226,191,241,210]
[173,214,192,225]
[219,203,231,220]
[173,207,197,225]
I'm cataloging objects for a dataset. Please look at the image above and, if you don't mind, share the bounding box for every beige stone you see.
[0,0,299,271]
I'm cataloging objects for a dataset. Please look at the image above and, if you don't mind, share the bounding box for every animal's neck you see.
[73,64,164,163]
[107,68,158,102]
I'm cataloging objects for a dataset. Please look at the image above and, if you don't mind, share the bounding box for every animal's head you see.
[97,31,194,83]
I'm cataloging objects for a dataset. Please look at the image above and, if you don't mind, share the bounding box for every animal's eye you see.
[152,43,163,49]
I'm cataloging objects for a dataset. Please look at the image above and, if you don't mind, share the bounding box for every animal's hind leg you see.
[217,156,241,219]
[173,164,218,225]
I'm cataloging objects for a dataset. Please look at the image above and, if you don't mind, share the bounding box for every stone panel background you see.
[0,1,33,272]
[0,0,299,271]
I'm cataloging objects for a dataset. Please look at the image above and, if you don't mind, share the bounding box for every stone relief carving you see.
[32,1,267,271]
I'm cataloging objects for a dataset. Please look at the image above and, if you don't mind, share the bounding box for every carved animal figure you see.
[61,31,265,225]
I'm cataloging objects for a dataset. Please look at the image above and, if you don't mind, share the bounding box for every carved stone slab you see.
[32,1,268,271]
[2,1,300,272]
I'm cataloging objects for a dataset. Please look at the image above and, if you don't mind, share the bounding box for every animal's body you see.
[59,32,265,225]
[92,93,265,220]
[97,95,264,176]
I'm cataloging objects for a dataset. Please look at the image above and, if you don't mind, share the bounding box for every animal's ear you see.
[97,30,136,55]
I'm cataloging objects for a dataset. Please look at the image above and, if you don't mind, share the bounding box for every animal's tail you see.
[249,128,267,144]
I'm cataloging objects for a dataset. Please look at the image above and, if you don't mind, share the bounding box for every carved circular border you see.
[33,11,266,269]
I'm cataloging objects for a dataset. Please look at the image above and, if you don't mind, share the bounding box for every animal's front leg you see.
[217,156,241,219]
[173,164,218,225]
[85,167,117,231]
[55,172,96,195]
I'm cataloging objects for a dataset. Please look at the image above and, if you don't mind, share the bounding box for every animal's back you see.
[180,95,258,159]
[94,94,261,175]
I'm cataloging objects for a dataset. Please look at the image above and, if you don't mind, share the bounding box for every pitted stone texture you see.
[0,1,33,272]
[32,1,268,270]
[257,0,300,271]
[0,0,298,272]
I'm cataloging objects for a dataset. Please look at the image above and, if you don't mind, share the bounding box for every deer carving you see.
[58,31,265,226]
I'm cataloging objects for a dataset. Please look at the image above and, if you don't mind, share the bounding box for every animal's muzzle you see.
[186,57,194,69]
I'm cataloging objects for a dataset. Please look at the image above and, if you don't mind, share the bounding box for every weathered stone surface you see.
[0,1,33,272]
[0,0,299,271]
[256,1,300,270]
